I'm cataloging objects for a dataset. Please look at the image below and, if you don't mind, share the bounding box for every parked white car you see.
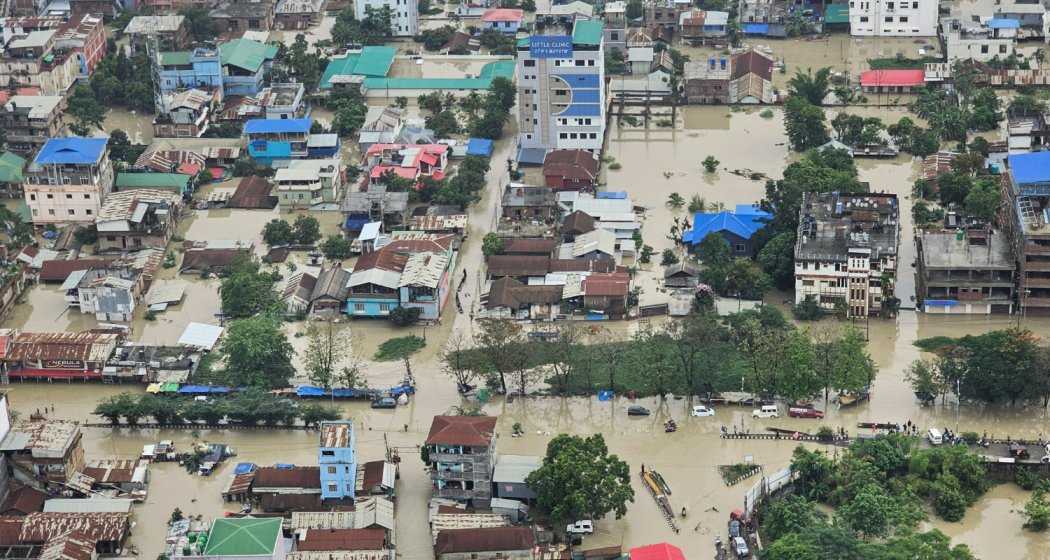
[691,405,716,417]
[566,520,594,535]
[752,404,779,419]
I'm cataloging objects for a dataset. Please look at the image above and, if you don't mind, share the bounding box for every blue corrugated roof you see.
[244,118,312,134]
[559,103,602,117]
[1009,152,1050,185]
[682,208,771,245]
[988,18,1020,29]
[742,23,770,34]
[35,137,107,165]
[597,191,627,199]
[466,138,494,156]
[556,73,600,88]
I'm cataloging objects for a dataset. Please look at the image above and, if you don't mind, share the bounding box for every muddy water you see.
[102,108,154,145]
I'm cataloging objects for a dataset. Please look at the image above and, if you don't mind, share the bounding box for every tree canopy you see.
[526,434,634,524]
[222,315,296,389]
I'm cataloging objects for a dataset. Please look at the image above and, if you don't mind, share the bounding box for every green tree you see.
[666,192,685,208]
[179,7,218,41]
[832,327,876,393]
[724,258,772,300]
[784,97,830,151]
[702,155,720,172]
[67,85,106,133]
[222,315,296,388]
[790,446,835,501]
[426,110,460,138]
[219,256,279,318]
[1009,94,1047,117]
[757,231,796,289]
[963,177,1000,222]
[389,306,422,326]
[1024,486,1050,531]
[263,219,294,246]
[838,484,895,538]
[624,0,643,19]
[526,434,634,524]
[292,214,322,245]
[660,249,680,266]
[305,320,353,391]
[763,495,827,541]
[321,235,354,259]
[482,233,504,256]
[788,67,832,105]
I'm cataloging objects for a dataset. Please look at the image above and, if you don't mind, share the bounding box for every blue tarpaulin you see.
[743,23,770,34]
[178,385,211,394]
[344,216,369,231]
[209,387,230,394]
[598,390,614,401]
[924,300,959,306]
[234,463,256,475]
[988,18,1020,29]
[297,385,326,397]
[597,191,627,199]
[389,384,416,396]
[275,463,295,469]
[466,138,494,157]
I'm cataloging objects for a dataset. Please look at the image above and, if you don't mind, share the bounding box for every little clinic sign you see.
[529,35,573,59]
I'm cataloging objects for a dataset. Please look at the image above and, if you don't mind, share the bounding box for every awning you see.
[160,382,181,393]
[742,23,769,34]
[297,385,326,397]
[146,383,161,393]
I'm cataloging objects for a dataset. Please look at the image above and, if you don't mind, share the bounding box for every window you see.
[559,133,568,139]
[68,209,75,215]
[47,209,54,216]
[981,44,989,54]
[83,194,90,199]
[353,303,365,311]
[322,450,335,457]
[587,60,595,66]
[379,303,391,312]
[524,59,535,67]
[85,209,92,215]
[886,1,893,7]
[327,483,337,493]
[611,32,619,40]
[46,193,53,199]
[860,16,869,22]
[29,194,35,201]
[803,280,814,287]
[735,244,745,252]
[65,194,72,199]
[106,236,116,241]
[899,15,908,21]
[884,16,892,22]
[575,60,585,66]
[912,1,917,6]
[1000,44,1009,54]
[327,466,337,474]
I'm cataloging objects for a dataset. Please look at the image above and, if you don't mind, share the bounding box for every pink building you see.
[363,144,449,189]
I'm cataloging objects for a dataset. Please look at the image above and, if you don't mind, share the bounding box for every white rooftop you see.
[178,322,224,350]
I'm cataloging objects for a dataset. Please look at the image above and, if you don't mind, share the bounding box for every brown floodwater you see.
[8,88,1046,559]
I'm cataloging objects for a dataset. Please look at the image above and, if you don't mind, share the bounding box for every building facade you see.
[355,0,418,36]
[793,192,900,318]
[917,230,1015,314]
[426,416,496,508]
[156,47,224,97]
[516,19,606,161]
[848,0,937,36]
[319,420,356,501]
[1004,153,1050,315]
[0,96,64,156]
[24,137,113,225]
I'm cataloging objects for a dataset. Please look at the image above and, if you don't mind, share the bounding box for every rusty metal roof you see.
[20,512,130,544]
[319,421,352,448]
[6,332,119,364]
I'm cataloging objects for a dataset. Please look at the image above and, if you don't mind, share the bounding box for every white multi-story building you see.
[516,19,606,163]
[355,0,418,36]
[848,0,938,36]
[794,192,900,318]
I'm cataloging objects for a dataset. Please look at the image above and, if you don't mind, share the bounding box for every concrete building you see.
[220,38,279,96]
[274,158,344,208]
[0,27,82,96]
[124,15,190,55]
[859,69,925,93]
[355,0,418,36]
[794,192,900,318]
[501,184,557,222]
[244,118,312,165]
[0,95,64,156]
[95,189,182,252]
[679,9,729,42]
[69,267,141,322]
[250,83,307,120]
[1,420,85,487]
[155,89,215,138]
[24,137,113,225]
[917,229,1015,314]
[684,56,731,103]
[491,455,540,501]
[849,0,937,36]
[481,8,524,33]
[684,49,774,104]
[942,18,1018,62]
[426,416,497,507]
[210,0,278,35]
[516,19,605,163]
[319,421,356,501]
[157,46,224,97]
[1003,152,1050,315]
[275,0,325,30]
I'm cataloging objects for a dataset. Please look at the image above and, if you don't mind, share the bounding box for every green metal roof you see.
[0,152,25,184]
[824,3,850,24]
[362,60,515,91]
[203,518,281,557]
[115,172,191,191]
[320,46,396,89]
[572,20,603,45]
[220,38,279,73]
[160,51,191,66]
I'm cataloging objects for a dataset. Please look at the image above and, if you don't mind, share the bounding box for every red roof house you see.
[859,69,925,92]
[631,543,686,560]
[543,149,599,191]
[481,8,524,32]
[426,416,497,447]
[363,144,449,189]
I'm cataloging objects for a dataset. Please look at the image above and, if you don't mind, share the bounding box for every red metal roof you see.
[583,272,630,297]
[426,416,497,446]
[859,69,925,87]
[482,8,524,21]
[253,466,320,489]
[38,259,111,282]
[630,543,686,560]
[297,528,386,551]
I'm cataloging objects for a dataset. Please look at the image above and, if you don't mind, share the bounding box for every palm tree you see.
[688,195,707,214]
[667,192,685,208]
[788,67,832,106]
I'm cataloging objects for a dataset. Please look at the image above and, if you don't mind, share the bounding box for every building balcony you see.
[1026,261,1050,271]
[429,452,479,463]
[1025,243,1050,255]
[1023,277,1050,288]
[434,487,474,499]
[431,469,474,481]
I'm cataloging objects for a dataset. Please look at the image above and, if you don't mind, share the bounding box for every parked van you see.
[752,404,779,419]
[927,428,943,445]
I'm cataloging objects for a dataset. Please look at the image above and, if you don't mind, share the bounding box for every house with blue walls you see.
[682,203,770,257]
[220,38,278,96]
[318,420,355,501]
[157,46,223,97]
[345,234,457,320]
[244,118,312,166]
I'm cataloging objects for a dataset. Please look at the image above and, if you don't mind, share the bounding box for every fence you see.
[743,467,794,521]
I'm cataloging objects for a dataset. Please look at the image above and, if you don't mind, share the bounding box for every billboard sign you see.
[529,35,573,59]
